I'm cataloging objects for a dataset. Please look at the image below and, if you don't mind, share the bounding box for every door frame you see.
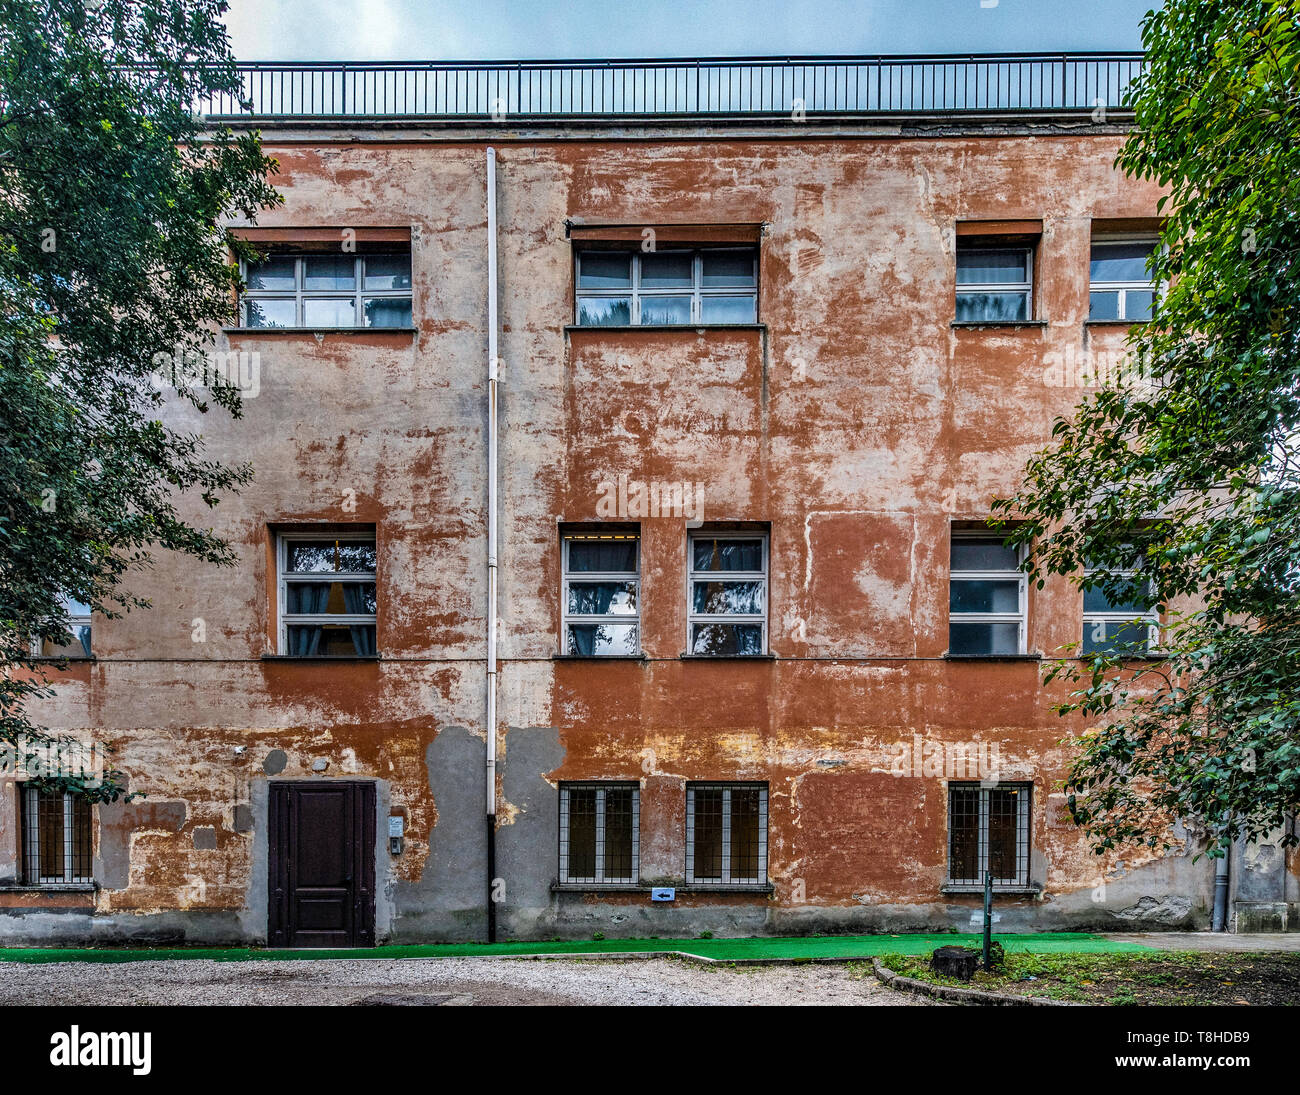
[267,780,376,948]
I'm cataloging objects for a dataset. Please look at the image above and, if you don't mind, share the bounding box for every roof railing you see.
[199,53,1145,120]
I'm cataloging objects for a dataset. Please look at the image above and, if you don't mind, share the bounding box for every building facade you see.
[3,55,1297,945]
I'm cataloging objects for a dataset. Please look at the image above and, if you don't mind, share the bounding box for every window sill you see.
[950,320,1047,329]
[29,655,96,663]
[941,884,1042,895]
[222,326,417,335]
[552,653,648,662]
[550,882,774,895]
[1084,319,1150,327]
[0,883,97,893]
[679,652,777,661]
[564,323,767,334]
[261,654,382,662]
[943,653,1041,661]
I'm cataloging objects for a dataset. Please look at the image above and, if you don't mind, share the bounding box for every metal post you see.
[982,870,993,970]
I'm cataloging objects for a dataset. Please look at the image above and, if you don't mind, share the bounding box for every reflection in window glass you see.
[563,533,640,656]
[575,247,758,325]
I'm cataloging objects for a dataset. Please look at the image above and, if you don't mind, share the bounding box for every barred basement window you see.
[277,531,378,656]
[22,786,93,885]
[558,783,639,884]
[562,531,640,655]
[575,248,758,326]
[686,782,768,885]
[947,782,1031,888]
[241,252,413,328]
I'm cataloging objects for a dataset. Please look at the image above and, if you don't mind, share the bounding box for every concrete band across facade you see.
[1,53,1297,946]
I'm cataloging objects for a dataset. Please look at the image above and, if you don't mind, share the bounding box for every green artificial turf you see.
[0,931,1155,964]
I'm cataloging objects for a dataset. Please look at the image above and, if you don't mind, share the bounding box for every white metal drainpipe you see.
[485,147,499,943]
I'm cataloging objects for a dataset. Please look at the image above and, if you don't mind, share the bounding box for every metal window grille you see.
[949,532,1026,655]
[686,782,768,885]
[574,248,758,327]
[558,783,639,884]
[947,782,1031,888]
[561,532,640,656]
[277,531,378,656]
[22,786,93,885]
[240,253,412,329]
[687,533,769,656]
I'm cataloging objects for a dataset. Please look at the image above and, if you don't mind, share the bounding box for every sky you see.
[220,0,1156,62]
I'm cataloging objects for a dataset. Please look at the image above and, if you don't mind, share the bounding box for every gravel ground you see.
[0,955,940,1006]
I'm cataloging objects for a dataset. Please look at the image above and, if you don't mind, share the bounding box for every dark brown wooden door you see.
[269,781,375,947]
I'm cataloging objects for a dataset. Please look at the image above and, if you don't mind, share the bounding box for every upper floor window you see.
[241,252,412,329]
[1083,556,1159,656]
[949,533,1026,655]
[1088,240,1157,322]
[32,596,92,658]
[575,248,757,327]
[21,786,93,885]
[956,243,1033,322]
[277,532,377,656]
[562,531,640,655]
[947,782,1032,889]
[688,532,768,656]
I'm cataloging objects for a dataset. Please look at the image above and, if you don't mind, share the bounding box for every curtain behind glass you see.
[290,583,330,654]
[342,582,377,655]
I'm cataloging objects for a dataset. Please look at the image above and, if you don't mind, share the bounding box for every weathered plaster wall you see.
[1,126,1228,943]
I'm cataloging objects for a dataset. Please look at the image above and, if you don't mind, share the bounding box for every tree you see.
[0,0,279,799]
[994,0,1300,859]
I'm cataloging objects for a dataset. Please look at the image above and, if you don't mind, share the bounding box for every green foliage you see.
[994,0,1300,856]
[0,0,280,798]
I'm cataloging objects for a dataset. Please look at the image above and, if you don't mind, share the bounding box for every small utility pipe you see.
[485,146,499,943]
[1212,816,1231,932]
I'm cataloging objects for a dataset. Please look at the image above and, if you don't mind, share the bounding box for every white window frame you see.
[946,781,1032,889]
[558,782,640,885]
[276,530,378,655]
[30,595,92,658]
[23,786,93,886]
[561,532,641,656]
[949,532,1027,655]
[686,532,769,656]
[955,244,1034,322]
[1088,236,1159,322]
[1082,557,1159,655]
[240,252,413,329]
[574,247,758,326]
[685,782,769,886]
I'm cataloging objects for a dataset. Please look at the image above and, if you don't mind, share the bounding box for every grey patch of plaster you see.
[497,726,565,939]
[263,749,287,775]
[96,800,187,890]
[192,826,217,850]
[232,804,253,833]
[1115,895,1194,925]
[390,727,488,942]
[312,758,329,772]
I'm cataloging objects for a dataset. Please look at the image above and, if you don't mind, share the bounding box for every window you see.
[277,532,377,656]
[33,596,92,658]
[947,782,1032,888]
[686,782,768,885]
[558,782,639,884]
[1089,240,1157,322]
[955,243,1033,322]
[562,531,639,655]
[1083,557,1159,656]
[21,786,92,885]
[687,533,768,655]
[949,534,1026,655]
[241,252,413,328]
[575,248,757,326]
